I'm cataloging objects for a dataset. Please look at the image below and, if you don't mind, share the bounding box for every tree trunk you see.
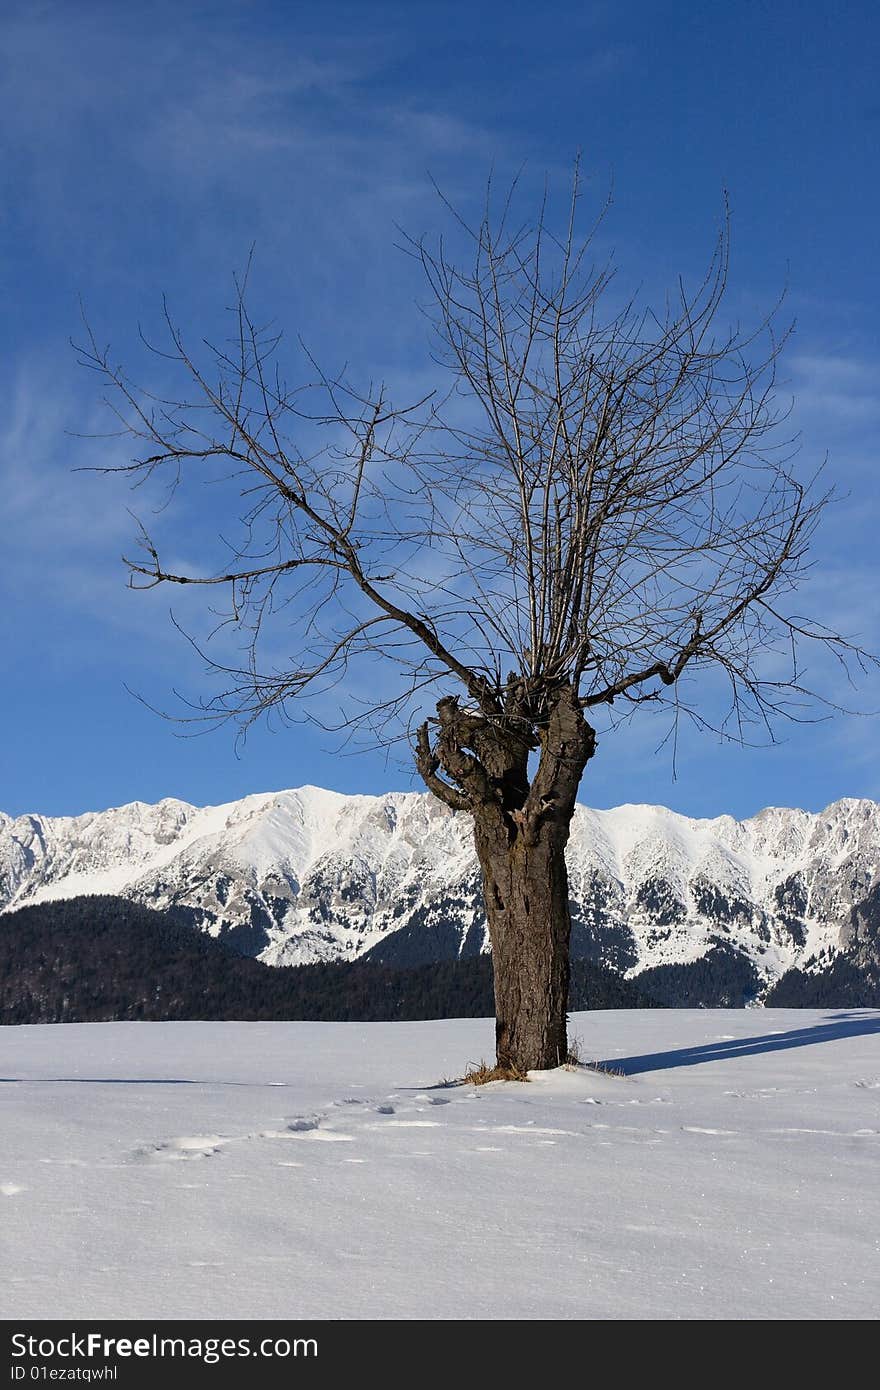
[416,682,596,1075]
[474,812,575,1072]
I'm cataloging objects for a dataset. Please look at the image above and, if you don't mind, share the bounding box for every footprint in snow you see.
[681,1126,737,1136]
[262,1119,353,1142]
[133,1136,227,1163]
[724,1087,788,1100]
[493,1124,577,1137]
[768,1126,877,1137]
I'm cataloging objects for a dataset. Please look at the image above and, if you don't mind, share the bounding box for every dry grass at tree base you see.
[460,1060,532,1085]
[457,1036,622,1085]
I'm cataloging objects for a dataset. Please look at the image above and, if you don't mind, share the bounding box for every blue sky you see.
[1,0,878,820]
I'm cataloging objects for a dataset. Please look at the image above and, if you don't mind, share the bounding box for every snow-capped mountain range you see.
[1,787,878,986]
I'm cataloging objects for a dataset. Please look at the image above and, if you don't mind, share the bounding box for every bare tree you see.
[78,173,867,1072]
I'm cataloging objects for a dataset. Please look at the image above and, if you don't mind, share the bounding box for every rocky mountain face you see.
[1,787,879,992]
[839,878,880,976]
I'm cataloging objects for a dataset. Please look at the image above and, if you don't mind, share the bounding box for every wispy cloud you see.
[790,352,880,430]
[0,360,211,669]
[0,3,500,273]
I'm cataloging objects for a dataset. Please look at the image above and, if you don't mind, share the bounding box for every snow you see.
[2,1009,878,1320]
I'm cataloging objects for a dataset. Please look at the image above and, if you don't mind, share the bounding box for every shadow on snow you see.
[607,1012,880,1076]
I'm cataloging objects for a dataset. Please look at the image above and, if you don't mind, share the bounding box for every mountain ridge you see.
[2,786,879,990]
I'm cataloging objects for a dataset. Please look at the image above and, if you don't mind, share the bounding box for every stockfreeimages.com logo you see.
[11,1332,317,1368]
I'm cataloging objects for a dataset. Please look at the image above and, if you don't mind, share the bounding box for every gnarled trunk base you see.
[416,682,595,1076]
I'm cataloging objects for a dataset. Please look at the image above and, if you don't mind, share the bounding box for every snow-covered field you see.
[2,1010,878,1320]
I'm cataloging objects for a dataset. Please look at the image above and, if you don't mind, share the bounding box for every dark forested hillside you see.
[764,959,880,1007]
[634,945,763,1008]
[3,895,877,1024]
[0,896,651,1025]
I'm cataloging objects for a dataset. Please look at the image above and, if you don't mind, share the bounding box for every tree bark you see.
[473,812,575,1071]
